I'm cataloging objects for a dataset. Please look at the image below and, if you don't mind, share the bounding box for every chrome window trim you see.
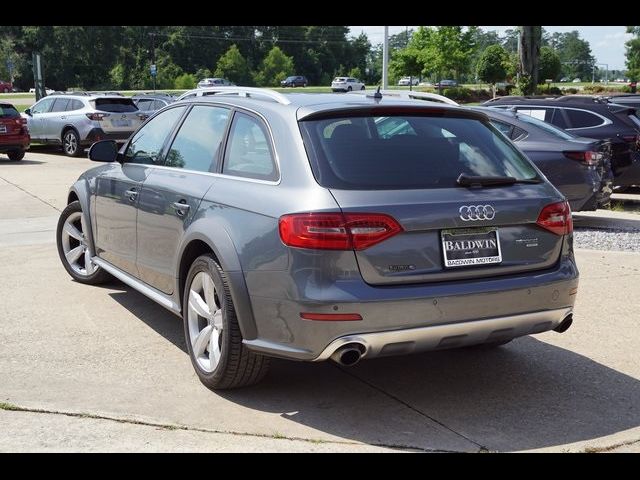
[489,104,612,130]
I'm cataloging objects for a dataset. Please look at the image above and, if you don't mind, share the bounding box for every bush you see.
[621,85,633,93]
[562,87,578,95]
[535,86,562,95]
[582,84,606,94]
[174,73,197,90]
[443,87,472,102]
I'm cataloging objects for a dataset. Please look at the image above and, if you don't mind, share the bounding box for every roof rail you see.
[181,86,291,105]
[347,89,459,106]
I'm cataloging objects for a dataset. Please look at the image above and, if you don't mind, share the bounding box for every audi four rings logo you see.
[459,205,496,221]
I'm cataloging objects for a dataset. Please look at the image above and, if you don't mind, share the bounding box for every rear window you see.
[516,113,576,140]
[564,109,603,128]
[93,98,138,112]
[299,114,539,190]
[0,104,20,118]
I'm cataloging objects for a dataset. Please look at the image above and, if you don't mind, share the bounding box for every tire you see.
[62,128,82,157]
[56,201,112,284]
[183,254,270,390]
[303,83,307,88]
[7,150,24,161]
[2,88,8,93]
[347,86,352,92]
[360,85,365,90]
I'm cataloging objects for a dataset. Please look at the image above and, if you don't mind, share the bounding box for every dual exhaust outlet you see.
[328,314,574,367]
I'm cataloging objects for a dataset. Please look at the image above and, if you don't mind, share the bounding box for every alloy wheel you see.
[187,271,223,373]
[60,211,95,276]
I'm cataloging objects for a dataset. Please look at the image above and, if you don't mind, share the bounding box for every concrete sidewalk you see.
[1,151,639,452]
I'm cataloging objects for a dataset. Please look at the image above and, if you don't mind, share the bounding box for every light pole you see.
[382,26,389,89]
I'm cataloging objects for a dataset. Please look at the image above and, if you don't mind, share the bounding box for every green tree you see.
[254,46,294,87]
[476,44,508,97]
[538,46,562,83]
[420,26,475,87]
[215,44,252,86]
[626,26,640,81]
[517,26,542,95]
[174,73,197,89]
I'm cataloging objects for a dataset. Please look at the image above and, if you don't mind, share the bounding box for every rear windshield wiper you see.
[456,173,541,187]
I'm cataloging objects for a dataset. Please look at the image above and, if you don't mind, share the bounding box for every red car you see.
[0,102,29,161]
[0,80,12,93]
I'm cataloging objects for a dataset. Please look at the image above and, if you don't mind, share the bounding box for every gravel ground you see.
[574,227,640,252]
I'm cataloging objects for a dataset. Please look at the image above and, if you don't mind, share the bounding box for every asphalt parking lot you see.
[1,147,640,452]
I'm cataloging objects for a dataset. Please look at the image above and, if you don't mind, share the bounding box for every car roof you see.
[175,89,481,122]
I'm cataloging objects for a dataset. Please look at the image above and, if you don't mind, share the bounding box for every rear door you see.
[300,110,566,286]
[135,105,231,294]
[43,97,69,139]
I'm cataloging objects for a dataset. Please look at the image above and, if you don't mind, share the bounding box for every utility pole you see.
[150,32,157,92]
[382,26,389,89]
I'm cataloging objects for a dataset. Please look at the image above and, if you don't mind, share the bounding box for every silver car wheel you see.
[60,211,95,276]
[63,131,78,155]
[187,271,223,373]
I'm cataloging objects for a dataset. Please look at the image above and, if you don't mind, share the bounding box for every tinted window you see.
[223,113,277,181]
[31,98,54,114]
[124,106,185,165]
[136,99,153,111]
[67,99,84,111]
[515,108,550,122]
[517,113,575,140]
[0,104,20,117]
[300,114,538,190]
[489,120,513,137]
[165,106,230,172]
[50,98,69,112]
[93,98,137,113]
[564,109,603,128]
[152,100,165,110]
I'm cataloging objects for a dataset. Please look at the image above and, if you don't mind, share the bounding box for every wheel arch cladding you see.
[67,183,96,254]
[177,231,258,340]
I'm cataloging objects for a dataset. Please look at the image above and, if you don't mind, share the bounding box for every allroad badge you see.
[459,205,496,221]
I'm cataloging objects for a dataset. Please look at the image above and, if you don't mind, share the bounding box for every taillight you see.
[137,113,149,121]
[563,151,601,166]
[278,212,403,250]
[14,117,27,126]
[536,201,573,236]
[86,112,109,121]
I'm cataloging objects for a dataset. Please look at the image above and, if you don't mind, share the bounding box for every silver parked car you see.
[24,93,146,156]
[331,77,365,92]
[56,87,578,390]
[197,78,235,88]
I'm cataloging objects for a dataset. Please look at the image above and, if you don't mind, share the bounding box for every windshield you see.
[516,113,576,140]
[300,114,539,190]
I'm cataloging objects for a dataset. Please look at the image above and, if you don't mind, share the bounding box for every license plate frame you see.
[441,227,502,268]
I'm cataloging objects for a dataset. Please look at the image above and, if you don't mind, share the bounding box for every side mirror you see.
[88,140,118,162]
[24,108,31,116]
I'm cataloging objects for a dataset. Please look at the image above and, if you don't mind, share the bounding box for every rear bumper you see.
[243,254,579,361]
[0,139,30,152]
[84,128,133,144]
[314,307,573,361]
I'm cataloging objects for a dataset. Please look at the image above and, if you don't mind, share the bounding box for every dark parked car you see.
[473,107,613,211]
[56,89,577,390]
[484,96,640,189]
[435,79,458,88]
[0,102,30,161]
[132,92,176,115]
[280,76,308,88]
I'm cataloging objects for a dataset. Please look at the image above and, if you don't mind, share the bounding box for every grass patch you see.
[0,402,20,411]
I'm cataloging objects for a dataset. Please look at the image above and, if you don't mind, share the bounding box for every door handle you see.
[124,189,138,202]
[172,201,190,217]
[60,116,66,119]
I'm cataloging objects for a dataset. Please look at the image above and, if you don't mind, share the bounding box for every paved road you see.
[1,149,639,452]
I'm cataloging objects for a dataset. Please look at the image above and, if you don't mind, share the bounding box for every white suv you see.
[331,77,365,92]
[398,77,419,86]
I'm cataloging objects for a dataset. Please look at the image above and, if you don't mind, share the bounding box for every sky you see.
[348,26,632,70]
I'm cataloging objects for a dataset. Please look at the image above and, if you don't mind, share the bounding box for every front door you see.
[94,106,187,276]
[26,97,55,140]
[136,104,231,294]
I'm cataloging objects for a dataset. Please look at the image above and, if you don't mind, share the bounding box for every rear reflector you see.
[563,151,601,166]
[279,212,403,250]
[536,201,573,236]
[300,313,362,321]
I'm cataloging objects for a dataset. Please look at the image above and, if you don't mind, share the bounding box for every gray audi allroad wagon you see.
[56,87,578,390]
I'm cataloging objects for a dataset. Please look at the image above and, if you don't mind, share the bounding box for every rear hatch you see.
[89,97,144,134]
[297,107,569,285]
[0,103,26,138]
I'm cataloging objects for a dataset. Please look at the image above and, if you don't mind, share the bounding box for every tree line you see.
[0,26,611,92]
[0,26,370,90]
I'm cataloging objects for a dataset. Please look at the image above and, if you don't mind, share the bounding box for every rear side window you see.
[564,109,603,128]
[489,120,513,137]
[93,98,138,113]
[0,104,20,117]
[222,113,277,181]
[50,98,69,112]
[67,99,84,111]
[165,106,230,172]
[300,114,538,190]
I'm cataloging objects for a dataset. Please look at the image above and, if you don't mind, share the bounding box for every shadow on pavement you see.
[0,159,46,165]
[108,283,640,452]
